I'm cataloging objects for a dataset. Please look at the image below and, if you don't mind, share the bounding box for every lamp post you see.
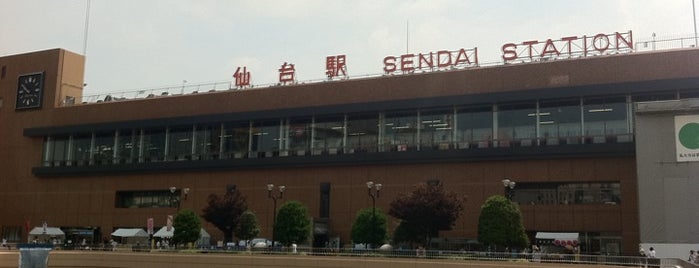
[267,183,285,249]
[169,186,190,211]
[502,178,516,201]
[366,181,382,218]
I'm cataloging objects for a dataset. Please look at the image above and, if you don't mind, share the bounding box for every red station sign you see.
[383,48,479,74]
[501,31,633,63]
[230,30,633,88]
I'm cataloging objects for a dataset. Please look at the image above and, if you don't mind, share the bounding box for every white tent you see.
[28,227,65,243]
[153,226,174,238]
[196,228,211,246]
[153,227,210,246]
[111,228,148,238]
[535,232,579,242]
[112,228,149,245]
[29,227,64,236]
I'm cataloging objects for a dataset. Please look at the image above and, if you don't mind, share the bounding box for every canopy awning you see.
[535,232,579,241]
[153,226,174,238]
[111,228,149,238]
[199,228,210,238]
[153,227,210,240]
[28,227,64,236]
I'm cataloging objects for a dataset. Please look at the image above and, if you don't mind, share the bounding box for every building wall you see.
[0,49,86,238]
[635,99,699,259]
[2,48,698,256]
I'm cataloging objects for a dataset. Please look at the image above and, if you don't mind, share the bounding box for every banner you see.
[166,215,173,232]
[147,218,154,235]
[675,115,699,162]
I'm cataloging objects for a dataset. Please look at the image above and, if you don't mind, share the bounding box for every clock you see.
[16,72,44,110]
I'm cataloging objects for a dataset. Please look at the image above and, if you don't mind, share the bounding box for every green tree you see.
[477,195,529,251]
[172,209,202,248]
[235,210,260,244]
[274,201,311,246]
[350,207,387,248]
[388,182,465,248]
[201,187,248,243]
[392,220,424,246]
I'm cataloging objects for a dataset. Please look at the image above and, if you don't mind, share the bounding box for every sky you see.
[0,0,697,97]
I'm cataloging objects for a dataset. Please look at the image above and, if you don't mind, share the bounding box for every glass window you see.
[195,124,221,160]
[320,182,331,218]
[456,106,493,148]
[168,126,193,161]
[222,121,250,159]
[539,99,582,145]
[680,90,699,99]
[115,190,176,208]
[420,109,454,150]
[46,135,70,166]
[1,226,21,242]
[286,117,312,155]
[116,129,138,164]
[94,131,115,165]
[497,103,537,146]
[346,113,379,153]
[142,128,166,162]
[313,115,345,154]
[71,133,92,165]
[383,111,418,152]
[631,93,676,102]
[251,120,281,157]
[584,97,629,143]
[514,182,621,205]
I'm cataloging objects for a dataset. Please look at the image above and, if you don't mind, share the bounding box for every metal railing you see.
[199,246,671,267]
[635,34,698,52]
[71,34,699,107]
[32,243,699,267]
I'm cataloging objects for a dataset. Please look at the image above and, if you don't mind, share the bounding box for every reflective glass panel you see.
[94,131,115,165]
[455,106,492,148]
[287,117,312,154]
[195,124,220,160]
[143,128,166,162]
[71,133,92,165]
[168,126,193,161]
[49,135,70,166]
[222,121,250,159]
[251,120,281,157]
[420,109,453,150]
[498,103,537,142]
[346,113,379,153]
[383,111,418,151]
[313,115,344,153]
[539,99,582,145]
[116,129,137,163]
[584,97,629,143]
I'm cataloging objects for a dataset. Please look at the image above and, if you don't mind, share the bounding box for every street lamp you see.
[169,187,190,210]
[267,183,285,249]
[366,181,382,218]
[502,178,516,201]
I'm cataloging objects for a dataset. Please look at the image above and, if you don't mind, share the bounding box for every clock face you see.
[16,72,44,110]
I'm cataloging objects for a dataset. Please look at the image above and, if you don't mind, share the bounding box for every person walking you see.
[648,247,656,258]
[689,250,696,263]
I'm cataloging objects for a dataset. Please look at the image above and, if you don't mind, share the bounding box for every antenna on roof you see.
[406,20,409,53]
[83,0,91,56]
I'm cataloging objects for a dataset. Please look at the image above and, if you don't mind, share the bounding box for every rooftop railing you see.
[69,35,698,107]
